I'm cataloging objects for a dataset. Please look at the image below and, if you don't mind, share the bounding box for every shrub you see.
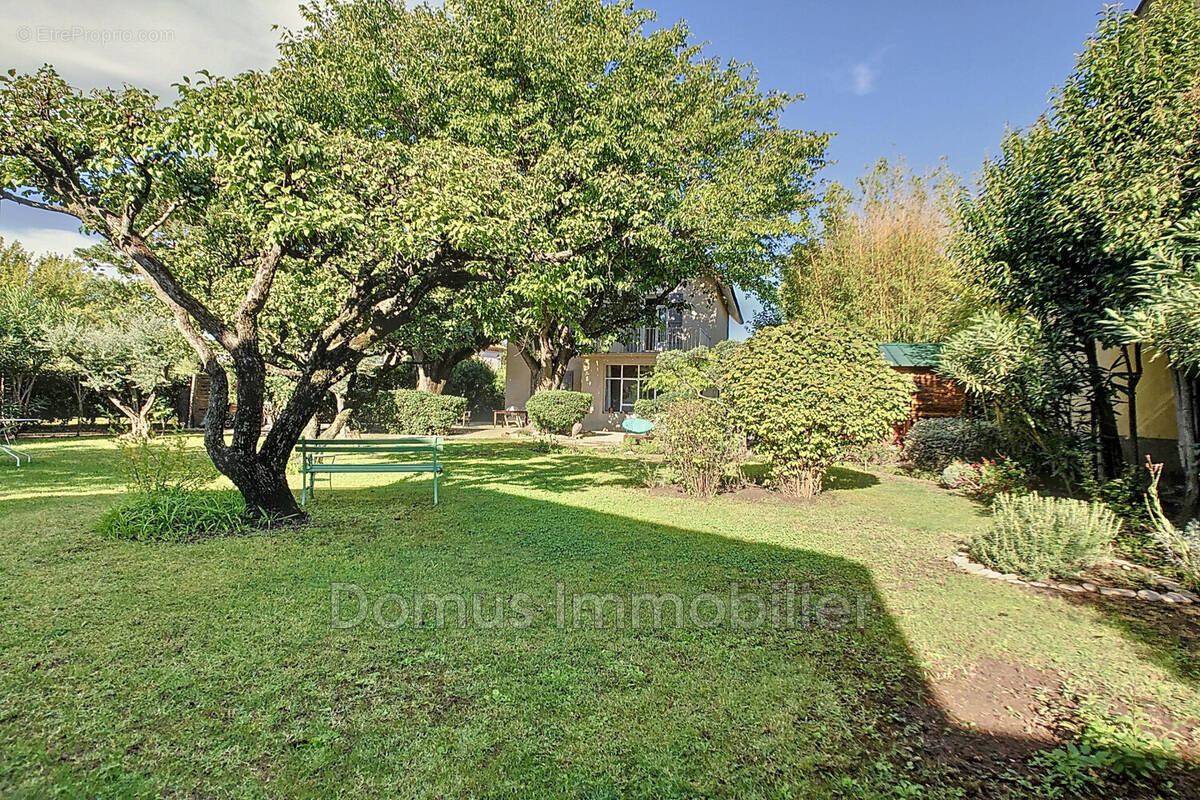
[940,457,1030,503]
[115,435,217,492]
[970,492,1119,580]
[445,358,503,417]
[632,394,676,420]
[658,399,738,498]
[97,489,249,542]
[526,390,591,435]
[902,417,1001,473]
[355,389,467,435]
[721,325,913,498]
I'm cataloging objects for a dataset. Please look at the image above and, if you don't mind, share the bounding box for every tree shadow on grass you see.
[4,444,1197,797]
[288,479,1196,797]
[1063,592,1200,689]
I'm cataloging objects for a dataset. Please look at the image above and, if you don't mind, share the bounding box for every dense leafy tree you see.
[781,158,970,342]
[642,341,739,400]
[722,324,912,498]
[48,309,191,438]
[938,312,1092,489]
[953,118,1130,480]
[0,239,94,417]
[1,0,821,520]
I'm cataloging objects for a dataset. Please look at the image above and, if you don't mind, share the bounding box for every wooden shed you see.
[878,342,965,438]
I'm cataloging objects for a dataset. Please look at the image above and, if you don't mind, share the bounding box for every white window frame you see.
[605,364,655,413]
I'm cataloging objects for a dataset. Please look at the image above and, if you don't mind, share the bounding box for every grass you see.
[1,435,1199,798]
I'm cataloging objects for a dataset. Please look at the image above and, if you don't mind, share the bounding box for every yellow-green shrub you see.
[721,325,913,497]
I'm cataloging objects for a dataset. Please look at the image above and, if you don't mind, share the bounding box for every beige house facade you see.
[504,281,742,430]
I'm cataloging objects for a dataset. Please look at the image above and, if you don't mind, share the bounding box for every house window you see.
[605,364,654,413]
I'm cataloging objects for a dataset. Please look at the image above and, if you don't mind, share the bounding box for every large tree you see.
[953,119,1131,480]
[1055,0,1200,513]
[1,0,821,521]
[49,308,191,438]
[0,238,94,417]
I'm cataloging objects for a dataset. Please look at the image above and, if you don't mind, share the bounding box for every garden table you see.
[0,418,39,466]
[493,409,528,428]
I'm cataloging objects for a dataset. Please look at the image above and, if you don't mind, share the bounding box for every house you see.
[504,281,742,431]
[877,343,966,437]
[1100,345,1186,477]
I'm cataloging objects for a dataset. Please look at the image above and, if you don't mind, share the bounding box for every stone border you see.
[946,553,1199,606]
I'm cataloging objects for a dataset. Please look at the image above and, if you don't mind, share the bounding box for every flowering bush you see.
[940,457,1030,503]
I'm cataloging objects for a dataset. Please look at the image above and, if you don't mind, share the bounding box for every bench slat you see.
[305,464,442,473]
[298,437,443,507]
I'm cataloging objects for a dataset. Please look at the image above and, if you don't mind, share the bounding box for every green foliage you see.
[355,390,467,436]
[939,458,1030,503]
[48,306,192,437]
[722,324,913,497]
[643,341,740,400]
[115,435,218,493]
[96,490,249,542]
[782,158,973,341]
[971,493,1119,580]
[445,359,503,417]
[0,237,97,416]
[526,390,592,435]
[631,395,674,420]
[1084,467,1153,531]
[901,417,1001,473]
[657,399,738,498]
[0,0,826,514]
[1034,699,1178,792]
[1145,462,1200,590]
[937,313,1090,486]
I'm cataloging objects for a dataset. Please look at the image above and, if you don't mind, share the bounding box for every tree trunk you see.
[415,369,447,394]
[413,345,479,394]
[519,326,577,394]
[1171,367,1200,518]
[320,386,353,440]
[105,391,155,439]
[198,349,325,523]
[1122,344,1143,466]
[73,377,85,437]
[1084,342,1124,480]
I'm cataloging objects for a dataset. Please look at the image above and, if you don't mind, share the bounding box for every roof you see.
[700,277,743,325]
[878,342,943,368]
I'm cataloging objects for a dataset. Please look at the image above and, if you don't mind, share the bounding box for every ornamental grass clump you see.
[97,489,251,542]
[971,492,1119,580]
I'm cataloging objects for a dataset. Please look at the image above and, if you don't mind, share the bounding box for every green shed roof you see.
[878,342,943,368]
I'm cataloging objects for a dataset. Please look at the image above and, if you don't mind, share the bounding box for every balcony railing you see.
[592,326,712,354]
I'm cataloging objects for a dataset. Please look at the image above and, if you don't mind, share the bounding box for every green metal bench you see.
[298,437,444,506]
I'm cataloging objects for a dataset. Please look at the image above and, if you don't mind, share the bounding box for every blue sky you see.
[0,0,1121,335]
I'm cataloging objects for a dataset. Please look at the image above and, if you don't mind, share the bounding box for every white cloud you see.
[851,62,876,96]
[0,224,98,257]
[0,0,305,94]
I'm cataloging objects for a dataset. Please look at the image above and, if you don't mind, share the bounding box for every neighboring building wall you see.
[1100,345,1181,473]
[503,281,732,430]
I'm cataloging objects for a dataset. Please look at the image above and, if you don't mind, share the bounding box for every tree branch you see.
[0,190,70,216]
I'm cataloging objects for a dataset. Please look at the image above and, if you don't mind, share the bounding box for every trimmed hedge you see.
[526,390,591,435]
[722,324,913,498]
[356,389,467,435]
[902,417,1001,473]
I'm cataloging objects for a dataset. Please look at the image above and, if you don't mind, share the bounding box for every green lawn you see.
[1,436,1198,798]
